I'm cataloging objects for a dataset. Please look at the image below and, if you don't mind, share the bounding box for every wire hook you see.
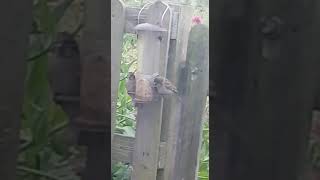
[137,1,171,27]
[160,1,170,27]
[137,1,153,25]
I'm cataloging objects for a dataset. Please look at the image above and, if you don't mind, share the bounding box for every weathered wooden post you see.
[111,0,125,145]
[213,0,320,179]
[0,1,32,180]
[131,1,172,179]
[158,4,193,180]
[170,24,209,180]
[76,0,110,179]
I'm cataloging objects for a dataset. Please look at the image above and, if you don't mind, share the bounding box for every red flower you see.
[192,16,203,25]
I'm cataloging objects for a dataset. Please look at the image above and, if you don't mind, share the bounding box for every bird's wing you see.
[164,79,178,93]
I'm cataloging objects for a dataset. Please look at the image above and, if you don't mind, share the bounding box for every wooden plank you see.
[211,1,243,179]
[131,1,172,179]
[124,7,146,34]
[157,4,193,180]
[112,133,167,169]
[78,0,110,179]
[169,11,179,39]
[111,0,125,145]
[157,142,167,169]
[77,0,110,132]
[112,134,135,164]
[0,1,32,179]
[171,24,209,180]
[212,0,320,179]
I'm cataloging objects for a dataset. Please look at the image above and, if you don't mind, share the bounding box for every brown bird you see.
[153,75,178,96]
[126,72,136,106]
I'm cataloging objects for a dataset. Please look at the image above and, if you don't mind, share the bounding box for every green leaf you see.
[34,0,55,34]
[112,163,131,180]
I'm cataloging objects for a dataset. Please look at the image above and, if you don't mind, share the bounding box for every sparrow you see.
[153,74,178,96]
[126,72,136,106]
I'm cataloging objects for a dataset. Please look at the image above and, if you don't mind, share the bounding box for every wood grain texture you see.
[78,0,110,179]
[78,0,109,132]
[112,133,166,169]
[157,4,193,180]
[171,24,209,180]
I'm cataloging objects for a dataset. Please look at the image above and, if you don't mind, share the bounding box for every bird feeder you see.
[134,72,157,103]
[133,23,168,103]
[134,23,167,71]
[134,23,167,45]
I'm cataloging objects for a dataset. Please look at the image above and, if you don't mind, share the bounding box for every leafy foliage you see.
[19,0,82,180]
[112,163,132,180]
[115,34,138,136]
[198,98,209,180]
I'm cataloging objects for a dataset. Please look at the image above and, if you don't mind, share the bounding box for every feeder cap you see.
[134,23,167,32]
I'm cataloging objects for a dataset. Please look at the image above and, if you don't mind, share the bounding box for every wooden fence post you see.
[213,0,320,179]
[0,1,32,180]
[111,0,125,145]
[78,0,110,179]
[131,1,172,179]
[170,24,209,180]
[158,4,193,180]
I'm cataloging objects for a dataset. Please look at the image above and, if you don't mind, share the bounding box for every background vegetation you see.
[19,0,84,180]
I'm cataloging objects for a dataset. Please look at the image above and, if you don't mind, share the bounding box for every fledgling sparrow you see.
[153,75,178,96]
